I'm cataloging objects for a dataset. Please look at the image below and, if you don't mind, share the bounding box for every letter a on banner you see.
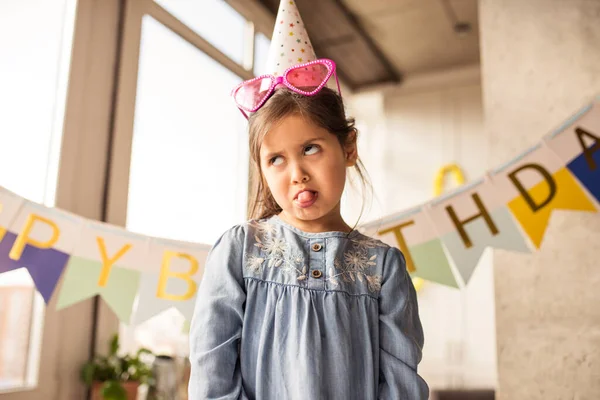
[545,100,600,204]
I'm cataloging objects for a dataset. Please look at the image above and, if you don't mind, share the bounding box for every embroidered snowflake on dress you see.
[328,236,385,292]
[260,237,287,257]
[246,220,308,281]
[254,220,277,236]
[246,254,265,273]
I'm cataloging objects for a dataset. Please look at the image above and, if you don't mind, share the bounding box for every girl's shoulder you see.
[210,217,277,250]
[343,230,391,252]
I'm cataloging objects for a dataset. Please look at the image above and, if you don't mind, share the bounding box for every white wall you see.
[342,65,497,390]
[480,1,600,398]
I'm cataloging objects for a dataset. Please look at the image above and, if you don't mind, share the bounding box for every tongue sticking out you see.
[298,191,315,203]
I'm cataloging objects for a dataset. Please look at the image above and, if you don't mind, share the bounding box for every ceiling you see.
[254,0,480,90]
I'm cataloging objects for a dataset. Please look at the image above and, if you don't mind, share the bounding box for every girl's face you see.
[259,114,357,233]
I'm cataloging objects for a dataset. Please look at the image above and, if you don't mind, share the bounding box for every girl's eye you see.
[270,156,283,166]
[304,145,320,156]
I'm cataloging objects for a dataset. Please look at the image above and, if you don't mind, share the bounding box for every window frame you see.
[0,0,127,398]
[1,0,275,398]
[99,0,274,357]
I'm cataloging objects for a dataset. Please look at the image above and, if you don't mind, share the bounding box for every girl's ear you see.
[344,130,358,167]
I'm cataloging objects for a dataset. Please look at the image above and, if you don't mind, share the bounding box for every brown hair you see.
[247,87,372,225]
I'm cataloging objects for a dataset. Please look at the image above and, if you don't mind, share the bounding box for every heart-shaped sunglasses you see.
[231,58,342,119]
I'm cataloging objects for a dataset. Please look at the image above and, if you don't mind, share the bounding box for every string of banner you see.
[0,97,598,325]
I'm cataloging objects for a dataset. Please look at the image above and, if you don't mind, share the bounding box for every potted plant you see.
[81,333,155,400]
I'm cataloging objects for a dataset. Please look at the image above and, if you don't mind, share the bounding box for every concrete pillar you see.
[479,1,600,399]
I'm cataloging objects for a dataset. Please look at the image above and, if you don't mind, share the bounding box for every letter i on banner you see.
[362,206,459,289]
[56,221,148,323]
[544,99,600,204]
[426,178,531,285]
[491,141,597,249]
[0,200,84,303]
[131,238,211,325]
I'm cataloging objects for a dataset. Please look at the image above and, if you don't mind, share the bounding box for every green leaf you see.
[109,334,119,356]
[136,347,153,357]
[101,380,127,400]
[80,333,155,392]
[80,363,96,386]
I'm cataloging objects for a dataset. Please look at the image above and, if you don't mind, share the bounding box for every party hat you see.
[264,0,317,77]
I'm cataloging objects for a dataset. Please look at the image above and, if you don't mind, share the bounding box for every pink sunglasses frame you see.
[231,58,342,119]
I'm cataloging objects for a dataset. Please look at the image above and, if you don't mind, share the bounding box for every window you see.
[120,16,248,356]
[155,0,246,65]
[0,0,76,391]
[253,32,271,77]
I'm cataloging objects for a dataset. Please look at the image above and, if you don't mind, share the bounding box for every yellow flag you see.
[508,168,596,247]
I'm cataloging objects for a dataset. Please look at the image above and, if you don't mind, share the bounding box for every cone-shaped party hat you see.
[264,0,317,77]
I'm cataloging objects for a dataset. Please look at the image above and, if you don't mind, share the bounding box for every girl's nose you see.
[291,163,310,184]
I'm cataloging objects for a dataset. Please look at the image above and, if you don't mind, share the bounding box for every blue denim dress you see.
[188,215,429,399]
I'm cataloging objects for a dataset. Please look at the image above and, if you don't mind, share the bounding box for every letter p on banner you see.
[0,201,84,303]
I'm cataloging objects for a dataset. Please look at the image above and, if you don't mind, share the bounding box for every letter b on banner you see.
[156,251,199,301]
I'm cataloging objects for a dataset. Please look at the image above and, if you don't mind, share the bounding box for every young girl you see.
[187,57,429,399]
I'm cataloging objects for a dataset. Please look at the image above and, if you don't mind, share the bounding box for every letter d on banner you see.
[497,145,596,248]
[508,163,557,212]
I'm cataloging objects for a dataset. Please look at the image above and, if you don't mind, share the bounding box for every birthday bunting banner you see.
[490,142,597,248]
[56,221,150,323]
[364,97,600,287]
[426,177,532,285]
[0,97,599,321]
[545,102,600,204]
[361,205,458,288]
[0,193,84,303]
[131,237,210,325]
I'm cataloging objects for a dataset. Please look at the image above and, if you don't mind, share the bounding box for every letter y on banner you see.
[56,221,148,323]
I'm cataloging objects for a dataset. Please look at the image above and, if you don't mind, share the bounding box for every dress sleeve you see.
[378,247,429,399]
[188,225,248,400]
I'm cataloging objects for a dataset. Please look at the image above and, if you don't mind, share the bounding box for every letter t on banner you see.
[362,206,459,289]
